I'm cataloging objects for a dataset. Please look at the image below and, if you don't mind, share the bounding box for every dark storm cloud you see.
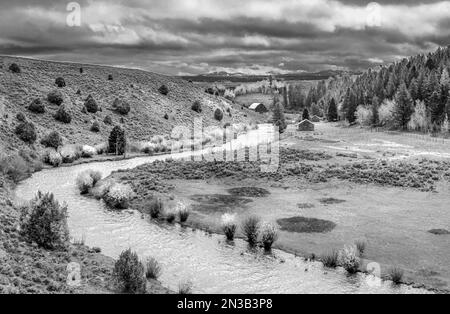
[0,0,449,75]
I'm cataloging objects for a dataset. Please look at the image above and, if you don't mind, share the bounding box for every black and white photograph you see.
[0,0,449,300]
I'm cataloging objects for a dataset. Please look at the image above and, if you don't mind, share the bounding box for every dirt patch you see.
[428,229,450,235]
[277,217,337,234]
[190,194,252,214]
[227,187,270,197]
[319,198,346,205]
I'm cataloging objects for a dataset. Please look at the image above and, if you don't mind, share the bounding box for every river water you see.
[14,127,431,294]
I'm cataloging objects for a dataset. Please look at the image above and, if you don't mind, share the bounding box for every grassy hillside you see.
[0,56,261,155]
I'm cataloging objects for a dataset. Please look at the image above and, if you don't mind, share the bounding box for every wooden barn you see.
[298,119,315,132]
[249,103,268,114]
[310,115,321,123]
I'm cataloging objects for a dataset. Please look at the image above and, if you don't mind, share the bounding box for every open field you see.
[112,122,450,291]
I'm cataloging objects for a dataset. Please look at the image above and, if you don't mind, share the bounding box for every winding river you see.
[14,127,431,294]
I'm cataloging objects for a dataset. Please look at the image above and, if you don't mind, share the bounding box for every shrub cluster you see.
[108,74,113,81]
[19,191,69,250]
[113,249,146,294]
[41,131,63,149]
[54,105,72,123]
[112,98,131,115]
[15,121,37,144]
[28,99,45,113]
[84,95,99,113]
[176,202,190,223]
[47,90,64,106]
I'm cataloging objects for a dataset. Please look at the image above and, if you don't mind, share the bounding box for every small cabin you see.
[249,103,268,114]
[298,119,315,132]
[310,115,321,123]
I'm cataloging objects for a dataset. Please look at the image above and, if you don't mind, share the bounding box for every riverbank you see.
[105,146,450,293]
[0,174,171,294]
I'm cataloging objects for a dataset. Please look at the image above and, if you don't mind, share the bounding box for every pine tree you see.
[108,126,127,155]
[302,108,310,121]
[327,98,338,122]
[394,83,414,130]
[371,96,380,126]
[272,98,287,133]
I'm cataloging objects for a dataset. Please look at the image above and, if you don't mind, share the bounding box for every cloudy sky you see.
[0,0,449,75]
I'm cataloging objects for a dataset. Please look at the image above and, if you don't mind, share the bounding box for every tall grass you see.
[242,216,260,246]
[178,281,193,294]
[221,213,237,241]
[355,240,367,256]
[176,202,190,223]
[321,249,339,268]
[148,198,164,219]
[145,257,162,280]
[260,222,278,250]
[388,267,404,285]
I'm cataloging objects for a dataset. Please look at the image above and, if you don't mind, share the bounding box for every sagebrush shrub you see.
[28,99,45,113]
[103,183,133,209]
[84,95,99,113]
[55,77,66,88]
[76,171,94,194]
[16,112,26,122]
[108,126,126,155]
[20,191,69,250]
[145,257,162,280]
[41,131,63,149]
[242,216,260,246]
[59,145,82,163]
[54,105,72,123]
[90,121,100,132]
[81,145,97,158]
[112,98,131,115]
[9,63,21,73]
[0,154,31,183]
[221,213,237,241]
[260,222,278,250]
[76,169,102,194]
[214,108,224,121]
[15,121,37,144]
[158,85,169,95]
[47,90,64,106]
[104,115,113,125]
[191,101,202,113]
[43,150,63,167]
[339,245,360,274]
[113,249,146,294]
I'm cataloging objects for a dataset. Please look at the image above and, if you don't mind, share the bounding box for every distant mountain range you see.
[180,70,359,83]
